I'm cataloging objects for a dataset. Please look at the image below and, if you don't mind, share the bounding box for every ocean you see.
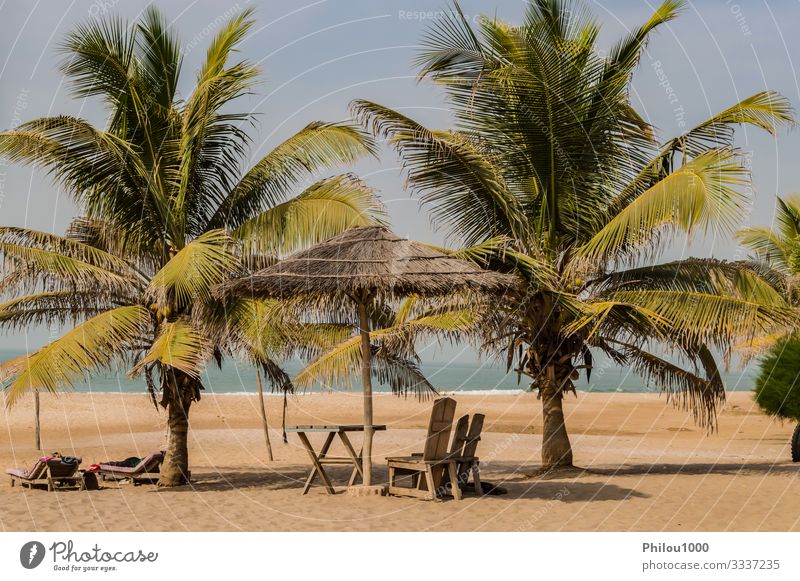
[0,348,758,396]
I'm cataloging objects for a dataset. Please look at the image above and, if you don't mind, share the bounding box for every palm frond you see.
[147,229,237,309]
[1,306,151,405]
[373,351,437,398]
[176,8,259,238]
[233,174,386,257]
[737,227,792,272]
[607,92,794,223]
[130,318,209,379]
[294,334,362,390]
[135,5,182,110]
[58,12,144,126]
[0,238,141,297]
[351,100,530,246]
[611,339,724,429]
[0,117,145,204]
[260,358,294,394]
[595,258,786,305]
[0,290,117,330]
[667,91,794,157]
[577,148,749,266]
[605,1,684,77]
[210,122,377,229]
[0,226,138,274]
[607,289,797,348]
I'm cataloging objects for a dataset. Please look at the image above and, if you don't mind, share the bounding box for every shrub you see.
[754,337,800,421]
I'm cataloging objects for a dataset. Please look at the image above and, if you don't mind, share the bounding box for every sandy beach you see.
[1,390,797,532]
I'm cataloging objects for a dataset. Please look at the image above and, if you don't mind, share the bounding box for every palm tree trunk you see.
[282,390,288,444]
[160,397,191,486]
[34,390,41,451]
[357,299,374,487]
[256,370,274,461]
[540,371,573,469]
[159,372,194,487]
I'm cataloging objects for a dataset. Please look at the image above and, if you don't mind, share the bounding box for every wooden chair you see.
[446,413,484,495]
[7,458,85,491]
[387,397,462,501]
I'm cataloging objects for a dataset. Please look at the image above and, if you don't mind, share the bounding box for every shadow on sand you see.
[500,480,648,501]
[134,461,796,499]
[158,464,363,492]
[585,462,799,477]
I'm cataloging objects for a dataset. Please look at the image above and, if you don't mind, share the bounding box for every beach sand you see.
[1,390,797,531]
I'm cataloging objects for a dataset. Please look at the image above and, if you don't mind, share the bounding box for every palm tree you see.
[0,7,384,485]
[352,0,796,469]
[739,195,800,460]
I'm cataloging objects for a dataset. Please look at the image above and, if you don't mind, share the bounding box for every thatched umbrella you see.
[216,226,517,487]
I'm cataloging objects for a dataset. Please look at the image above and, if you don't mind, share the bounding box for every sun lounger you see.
[7,457,84,491]
[97,452,164,484]
[386,397,463,501]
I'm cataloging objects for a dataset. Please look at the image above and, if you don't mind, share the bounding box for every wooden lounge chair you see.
[387,397,463,501]
[7,458,85,491]
[97,452,164,484]
[443,413,484,495]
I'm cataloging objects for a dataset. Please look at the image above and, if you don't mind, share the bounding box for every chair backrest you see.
[462,414,485,458]
[422,398,457,461]
[449,415,470,458]
[46,459,80,478]
[26,460,47,479]
[140,452,164,471]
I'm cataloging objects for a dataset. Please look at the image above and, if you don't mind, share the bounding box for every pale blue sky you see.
[0,0,798,352]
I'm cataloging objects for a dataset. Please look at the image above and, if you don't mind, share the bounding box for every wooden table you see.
[286,424,387,495]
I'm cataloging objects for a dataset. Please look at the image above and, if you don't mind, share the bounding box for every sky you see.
[0,0,799,352]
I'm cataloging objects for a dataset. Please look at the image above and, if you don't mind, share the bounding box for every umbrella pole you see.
[357,299,374,486]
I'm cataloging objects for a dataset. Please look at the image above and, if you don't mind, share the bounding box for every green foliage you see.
[353,0,797,430]
[754,338,800,421]
[0,8,382,406]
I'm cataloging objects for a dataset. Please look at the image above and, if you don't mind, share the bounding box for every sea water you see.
[0,348,757,395]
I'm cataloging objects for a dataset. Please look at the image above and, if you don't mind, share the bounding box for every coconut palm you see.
[352,0,796,469]
[0,7,384,485]
[738,195,800,459]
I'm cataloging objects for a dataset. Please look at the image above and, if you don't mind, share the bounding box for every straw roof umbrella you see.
[216,226,517,488]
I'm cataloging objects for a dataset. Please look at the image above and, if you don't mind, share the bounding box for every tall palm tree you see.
[0,7,384,485]
[352,0,796,469]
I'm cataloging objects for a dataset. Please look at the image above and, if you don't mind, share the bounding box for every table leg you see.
[339,432,363,486]
[298,432,336,495]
